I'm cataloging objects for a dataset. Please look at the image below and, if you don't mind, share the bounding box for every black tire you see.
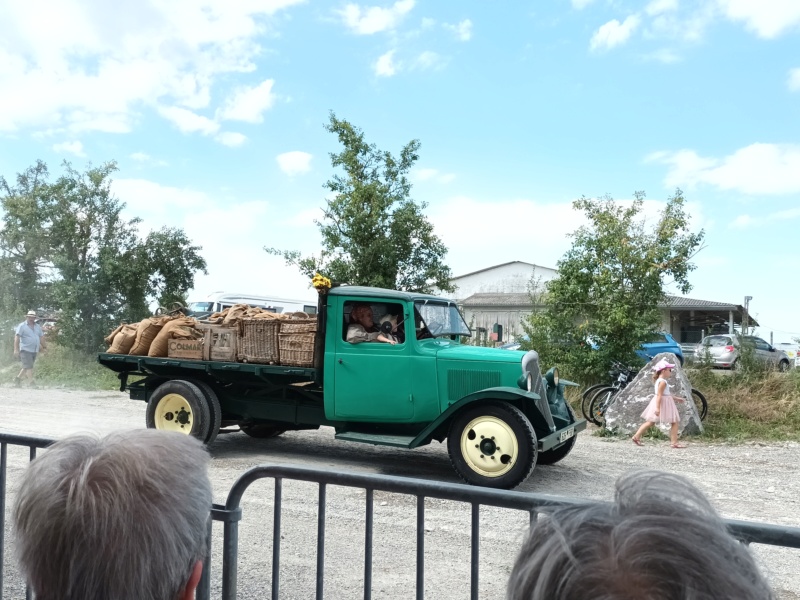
[690,388,708,421]
[447,401,537,489]
[190,380,222,444]
[778,360,790,373]
[587,386,614,426]
[240,423,288,438]
[146,380,211,442]
[589,387,617,427]
[537,434,577,465]
[580,384,607,420]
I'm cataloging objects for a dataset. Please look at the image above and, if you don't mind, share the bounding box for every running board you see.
[334,431,416,448]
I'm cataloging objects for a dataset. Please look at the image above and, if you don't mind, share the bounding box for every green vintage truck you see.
[98,286,586,489]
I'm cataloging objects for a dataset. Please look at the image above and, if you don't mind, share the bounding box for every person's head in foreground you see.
[506,470,773,600]
[14,429,212,600]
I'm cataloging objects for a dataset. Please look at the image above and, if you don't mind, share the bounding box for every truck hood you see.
[424,341,524,364]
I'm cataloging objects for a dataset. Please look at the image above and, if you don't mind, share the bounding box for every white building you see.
[450,261,752,345]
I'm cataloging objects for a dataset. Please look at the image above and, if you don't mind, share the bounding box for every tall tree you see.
[268,113,453,293]
[0,160,207,352]
[522,191,704,380]
[0,160,53,315]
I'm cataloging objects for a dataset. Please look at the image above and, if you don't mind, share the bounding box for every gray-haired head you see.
[506,470,774,600]
[13,429,212,600]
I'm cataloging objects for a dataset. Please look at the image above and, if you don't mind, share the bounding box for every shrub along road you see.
[1,386,798,599]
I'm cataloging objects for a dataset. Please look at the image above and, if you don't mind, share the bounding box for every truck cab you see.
[99,285,586,489]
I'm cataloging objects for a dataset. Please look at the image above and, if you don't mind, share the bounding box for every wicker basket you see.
[280,317,317,334]
[278,332,316,367]
[238,319,281,364]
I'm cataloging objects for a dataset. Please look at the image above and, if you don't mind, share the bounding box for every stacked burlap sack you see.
[204,304,301,326]
[105,315,203,357]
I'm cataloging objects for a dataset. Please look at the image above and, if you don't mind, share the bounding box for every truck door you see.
[333,301,414,421]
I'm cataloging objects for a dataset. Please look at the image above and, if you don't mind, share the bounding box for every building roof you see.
[662,295,739,309]
[461,292,751,314]
[451,261,556,281]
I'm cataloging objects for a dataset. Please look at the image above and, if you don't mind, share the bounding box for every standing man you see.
[13,310,46,387]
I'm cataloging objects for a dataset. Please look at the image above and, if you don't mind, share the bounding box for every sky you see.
[1,0,799,343]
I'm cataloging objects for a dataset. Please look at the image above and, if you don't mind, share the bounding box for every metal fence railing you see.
[3,432,800,600]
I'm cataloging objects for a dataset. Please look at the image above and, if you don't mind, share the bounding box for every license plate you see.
[559,428,575,442]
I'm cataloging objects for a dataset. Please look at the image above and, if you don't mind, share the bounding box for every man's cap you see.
[653,358,676,372]
[26,310,36,317]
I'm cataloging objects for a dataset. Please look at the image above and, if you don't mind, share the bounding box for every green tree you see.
[0,160,207,353]
[522,191,704,380]
[0,160,54,316]
[268,113,453,293]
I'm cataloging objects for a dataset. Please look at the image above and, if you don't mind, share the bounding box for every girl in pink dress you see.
[632,358,686,448]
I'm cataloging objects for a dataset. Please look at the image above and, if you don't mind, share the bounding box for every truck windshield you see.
[414,300,471,338]
[188,302,214,312]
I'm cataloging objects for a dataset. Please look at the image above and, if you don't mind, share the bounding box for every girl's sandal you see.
[670,443,686,449]
[632,437,643,447]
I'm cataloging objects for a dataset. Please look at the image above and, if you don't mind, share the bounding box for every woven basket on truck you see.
[238,319,281,364]
[278,314,317,367]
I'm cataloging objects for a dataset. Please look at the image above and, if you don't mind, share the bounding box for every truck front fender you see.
[407,386,545,449]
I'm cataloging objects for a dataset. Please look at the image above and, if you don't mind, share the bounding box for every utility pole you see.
[743,296,752,335]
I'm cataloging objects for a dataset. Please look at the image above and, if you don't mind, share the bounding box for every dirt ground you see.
[1,386,798,599]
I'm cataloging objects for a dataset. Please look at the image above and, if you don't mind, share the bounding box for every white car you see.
[775,343,800,368]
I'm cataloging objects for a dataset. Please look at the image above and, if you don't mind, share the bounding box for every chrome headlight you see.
[545,367,559,388]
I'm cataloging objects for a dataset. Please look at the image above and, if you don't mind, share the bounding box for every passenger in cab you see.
[346,304,397,345]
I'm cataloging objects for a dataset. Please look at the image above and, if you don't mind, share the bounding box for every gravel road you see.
[1,386,798,599]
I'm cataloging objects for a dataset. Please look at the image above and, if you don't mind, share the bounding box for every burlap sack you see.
[148,317,197,357]
[129,316,171,356]
[108,324,138,354]
[104,324,125,346]
[222,304,250,325]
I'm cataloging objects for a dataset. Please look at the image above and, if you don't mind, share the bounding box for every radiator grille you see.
[447,369,501,401]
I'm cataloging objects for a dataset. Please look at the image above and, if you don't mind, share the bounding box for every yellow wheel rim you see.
[459,415,519,478]
[154,393,194,435]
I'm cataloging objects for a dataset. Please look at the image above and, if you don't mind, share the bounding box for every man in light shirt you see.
[13,310,46,387]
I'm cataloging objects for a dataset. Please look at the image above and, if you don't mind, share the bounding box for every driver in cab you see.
[346,304,397,345]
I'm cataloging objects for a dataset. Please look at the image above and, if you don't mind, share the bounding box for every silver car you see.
[695,335,791,371]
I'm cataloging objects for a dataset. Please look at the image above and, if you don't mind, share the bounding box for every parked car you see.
[636,332,684,366]
[694,335,791,371]
[774,342,800,368]
[500,332,684,366]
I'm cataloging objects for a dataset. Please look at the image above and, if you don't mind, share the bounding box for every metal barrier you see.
[3,432,800,600]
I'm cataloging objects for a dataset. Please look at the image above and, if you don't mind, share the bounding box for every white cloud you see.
[647,144,800,195]
[276,151,313,176]
[158,106,219,135]
[444,19,472,41]
[646,48,681,63]
[338,0,415,35]
[130,152,151,162]
[590,15,641,51]
[374,50,399,77]
[218,79,276,123]
[571,0,595,9]
[413,51,446,71]
[788,68,800,91]
[0,0,303,134]
[717,0,800,38]
[413,168,455,184]
[730,208,800,229]
[52,140,85,157]
[215,132,248,147]
[645,0,678,16]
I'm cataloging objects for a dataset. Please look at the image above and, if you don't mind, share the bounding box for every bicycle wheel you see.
[588,387,616,426]
[581,383,607,420]
[691,388,708,421]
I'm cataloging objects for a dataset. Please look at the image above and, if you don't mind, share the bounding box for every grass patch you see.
[687,368,800,442]
[2,345,120,390]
